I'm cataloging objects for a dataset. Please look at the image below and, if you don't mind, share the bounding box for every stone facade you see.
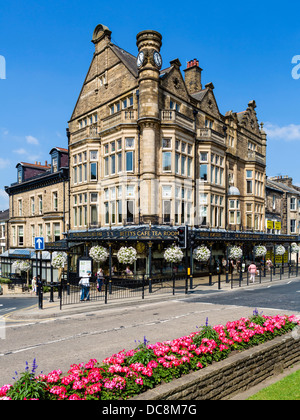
[267,176,300,235]
[5,148,69,249]
[0,209,9,254]
[68,24,267,232]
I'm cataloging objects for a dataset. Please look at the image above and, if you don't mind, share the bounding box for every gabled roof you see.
[267,179,300,195]
[110,44,138,78]
[191,88,209,102]
[49,147,68,154]
[16,162,51,169]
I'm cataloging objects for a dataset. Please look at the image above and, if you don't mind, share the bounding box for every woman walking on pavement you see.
[248,261,257,283]
[96,268,104,292]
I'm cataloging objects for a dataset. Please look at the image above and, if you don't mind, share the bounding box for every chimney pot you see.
[184,58,202,93]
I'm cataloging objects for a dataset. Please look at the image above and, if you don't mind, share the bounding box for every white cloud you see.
[26,135,39,145]
[0,158,10,169]
[264,123,300,141]
[13,148,27,155]
[0,189,9,210]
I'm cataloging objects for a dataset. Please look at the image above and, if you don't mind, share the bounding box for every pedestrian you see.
[248,262,257,283]
[79,271,91,301]
[266,259,273,272]
[97,268,104,292]
[125,266,133,275]
[31,276,37,295]
[222,258,227,274]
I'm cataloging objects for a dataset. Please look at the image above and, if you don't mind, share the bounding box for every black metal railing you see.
[56,262,299,309]
[59,274,188,308]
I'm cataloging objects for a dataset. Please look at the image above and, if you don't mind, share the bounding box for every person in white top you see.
[79,271,91,301]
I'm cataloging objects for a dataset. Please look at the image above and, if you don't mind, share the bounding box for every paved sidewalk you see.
[5,275,299,321]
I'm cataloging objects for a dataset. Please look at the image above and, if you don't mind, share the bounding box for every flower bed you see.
[1,314,299,400]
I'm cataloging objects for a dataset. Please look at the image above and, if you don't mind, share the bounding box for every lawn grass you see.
[248,369,300,400]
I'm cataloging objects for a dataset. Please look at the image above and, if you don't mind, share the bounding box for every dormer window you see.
[53,158,58,173]
[17,168,22,184]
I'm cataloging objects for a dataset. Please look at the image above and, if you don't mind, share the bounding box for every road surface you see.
[0,279,299,385]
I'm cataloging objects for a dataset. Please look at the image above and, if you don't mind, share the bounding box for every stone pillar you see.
[136,30,162,223]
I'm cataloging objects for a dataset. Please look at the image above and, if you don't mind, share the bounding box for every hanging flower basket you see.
[254,245,267,257]
[275,245,286,256]
[12,260,21,271]
[291,242,300,254]
[19,260,31,272]
[89,246,109,263]
[193,245,211,262]
[117,247,137,265]
[228,246,243,260]
[51,252,67,269]
[163,246,184,263]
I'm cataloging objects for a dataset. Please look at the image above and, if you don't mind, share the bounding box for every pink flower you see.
[135,377,144,386]
[46,370,62,383]
[0,384,12,397]
[84,383,102,395]
[50,385,67,399]
[68,394,83,400]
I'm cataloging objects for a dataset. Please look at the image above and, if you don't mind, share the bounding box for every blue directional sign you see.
[35,237,45,251]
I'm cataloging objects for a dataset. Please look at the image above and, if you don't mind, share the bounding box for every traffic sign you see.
[35,237,45,251]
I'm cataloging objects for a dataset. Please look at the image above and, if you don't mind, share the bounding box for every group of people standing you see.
[79,268,105,301]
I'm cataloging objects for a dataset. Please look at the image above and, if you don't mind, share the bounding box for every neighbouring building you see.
[1,147,69,280]
[267,176,300,236]
[0,209,9,254]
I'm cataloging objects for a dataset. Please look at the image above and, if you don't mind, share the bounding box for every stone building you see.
[0,209,9,253]
[67,24,267,232]
[267,176,300,235]
[265,179,284,234]
[3,24,297,283]
[1,147,69,279]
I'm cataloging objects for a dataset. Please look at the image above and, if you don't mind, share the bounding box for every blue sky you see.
[0,0,300,210]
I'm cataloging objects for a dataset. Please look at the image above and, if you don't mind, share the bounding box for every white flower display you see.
[12,260,21,271]
[254,245,267,257]
[275,245,286,256]
[12,260,31,272]
[193,245,211,262]
[228,246,243,260]
[51,252,68,269]
[89,245,109,263]
[164,246,184,263]
[117,247,137,265]
[291,242,300,254]
[19,260,31,272]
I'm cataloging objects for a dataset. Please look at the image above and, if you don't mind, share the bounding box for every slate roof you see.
[110,44,138,78]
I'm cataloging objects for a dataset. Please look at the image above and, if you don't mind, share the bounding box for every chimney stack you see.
[184,58,203,94]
